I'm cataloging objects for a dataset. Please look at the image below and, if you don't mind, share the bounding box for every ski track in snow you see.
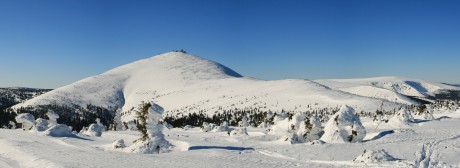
[414,134,460,168]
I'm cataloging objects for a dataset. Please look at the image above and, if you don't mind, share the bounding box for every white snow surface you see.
[2,109,460,167]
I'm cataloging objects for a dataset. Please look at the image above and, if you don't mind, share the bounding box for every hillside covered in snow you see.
[11,52,460,126]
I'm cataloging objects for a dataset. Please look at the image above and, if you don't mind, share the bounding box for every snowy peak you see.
[106,51,242,80]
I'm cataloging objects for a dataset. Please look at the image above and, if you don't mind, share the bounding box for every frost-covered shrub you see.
[201,122,213,132]
[128,102,170,154]
[44,124,72,137]
[85,123,104,137]
[230,127,248,136]
[238,116,249,127]
[297,115,323,143]
[213,121,230,132]
[112,109,124,131]
[269,112,324,144]
[34,118,49,132]
[8,121,16,129]
[320,105,366,143]
[47,109,59,127]
[182,125,194,130]
[307,140,325,145]
[353,149,396,163]
[111,139,126,149]
[257,121,269,128]
[281,133,299,144]
[388,108,414,127]
[423,111,434,120]
[15,113,35,130]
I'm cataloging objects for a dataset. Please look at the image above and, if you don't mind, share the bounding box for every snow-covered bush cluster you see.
[269,111,324,144]
[200,121,230,132]
[14,110,74,137]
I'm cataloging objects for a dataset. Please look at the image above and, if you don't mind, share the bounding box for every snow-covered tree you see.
[15,113,35,130]
[297,115,323,143]
[388,108,414,127]
[239,115,249,127]
[46,109,59,127]
[213,121,230,132]
[111,109,124,131]
[129,102,170,154]
[320,105,366,143]
[8,121,16,129]
[257,121,269,128]
[230,127,248,136]
[201,122,212,132]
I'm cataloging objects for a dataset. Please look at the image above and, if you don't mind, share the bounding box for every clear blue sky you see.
[0,0,459,89]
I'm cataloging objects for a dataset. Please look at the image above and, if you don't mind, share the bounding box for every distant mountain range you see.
[8,51,460,123]
[0,87,51,110]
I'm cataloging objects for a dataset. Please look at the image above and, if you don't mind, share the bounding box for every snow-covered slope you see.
[13,52,402,121]
[14,52,457,122]
[315,77,459,104]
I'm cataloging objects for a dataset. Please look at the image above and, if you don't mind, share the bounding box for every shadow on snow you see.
[188,146,255,151]
[364,130,395,142]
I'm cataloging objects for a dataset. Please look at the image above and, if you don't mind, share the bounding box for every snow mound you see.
[85,123,104,137]
[320,105,366,143]
[33,118,49,132]
[44,124,72,137]
[15,113,35,130]
[110,139,126,149]
[353,149,396,163]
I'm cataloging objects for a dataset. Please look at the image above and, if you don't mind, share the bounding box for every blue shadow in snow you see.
[188,146,255,151]
[48,134,93,141]
[413,119,431,124]
[364,130,395,142]
[435,116,451,121]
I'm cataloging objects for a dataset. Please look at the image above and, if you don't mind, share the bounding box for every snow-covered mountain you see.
[315,77,459,104]
[12,52,459,122]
